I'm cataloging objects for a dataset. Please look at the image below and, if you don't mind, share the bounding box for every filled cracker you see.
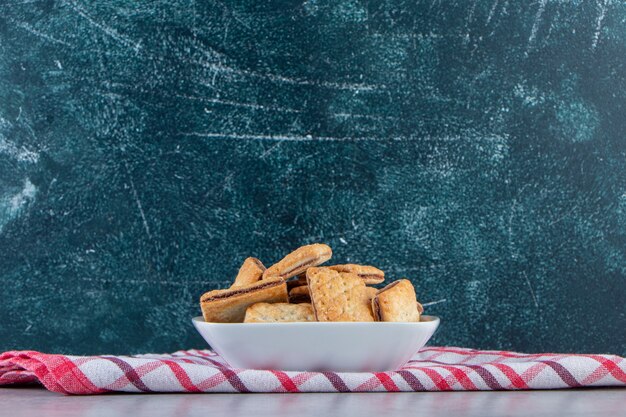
[372,279,421,322]
[231,257,266,288]
[288,285,311,303]
[328,264,385,285]
[263,243,332,280]
[200,276,288,323]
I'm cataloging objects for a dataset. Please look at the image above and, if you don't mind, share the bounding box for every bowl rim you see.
[192,315,440,326]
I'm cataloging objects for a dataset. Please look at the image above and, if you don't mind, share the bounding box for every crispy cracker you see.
[263,243,332,280]
[244,303,315,323]
[372,279,421,322]
[200,277,288,323]
[328,264,385,285]
[306,267,374,322]
[231,257,266,288]
[288,285,311,303]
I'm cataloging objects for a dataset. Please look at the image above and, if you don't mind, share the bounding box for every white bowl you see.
[192,315,440,372]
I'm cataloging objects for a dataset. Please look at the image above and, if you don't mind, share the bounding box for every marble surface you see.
[0,1,625,355]
[2,387,626,417]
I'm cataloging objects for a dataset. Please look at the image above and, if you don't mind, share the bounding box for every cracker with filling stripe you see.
[263,243,332,280]
[372,279,421,322]
[328,264,385,285]
[231,257,266,288]
[200,277,287,323]
[288,285,311,303]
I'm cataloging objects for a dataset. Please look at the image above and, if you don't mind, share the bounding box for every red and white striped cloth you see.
[1,347,624,394]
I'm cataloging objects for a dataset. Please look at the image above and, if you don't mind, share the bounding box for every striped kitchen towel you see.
[1,347,624,394]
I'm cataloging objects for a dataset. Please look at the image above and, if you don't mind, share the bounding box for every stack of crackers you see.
[200,243,425,323]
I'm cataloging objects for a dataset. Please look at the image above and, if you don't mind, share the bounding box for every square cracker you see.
[306,267,374,322]
[200,277,288,323]
[244,303,315,323]
[372,279,421,322]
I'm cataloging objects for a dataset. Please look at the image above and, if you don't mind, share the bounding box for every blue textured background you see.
[0,0,624,355]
